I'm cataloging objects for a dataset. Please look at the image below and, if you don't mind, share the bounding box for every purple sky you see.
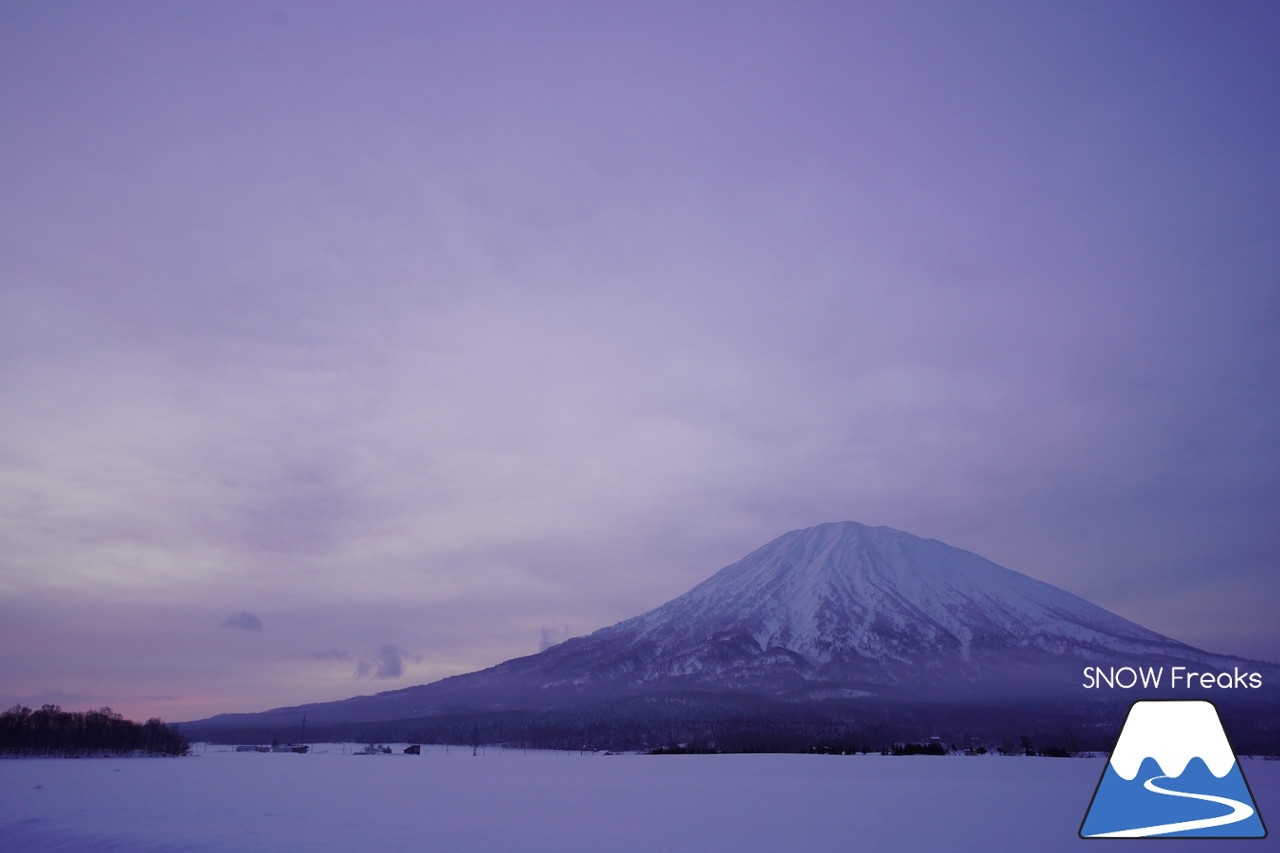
[2,2,1277,723]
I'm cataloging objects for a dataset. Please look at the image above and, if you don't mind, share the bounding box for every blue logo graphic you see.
[1080,700,1266,838]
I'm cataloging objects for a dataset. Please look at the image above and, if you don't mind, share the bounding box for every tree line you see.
[0,704,189,757]
[184,694,1095,757]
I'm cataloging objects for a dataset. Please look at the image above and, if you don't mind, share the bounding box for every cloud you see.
[9,687,94,709]
[539,624,570,652]
[355,644,411,679]
[222,611,263,631]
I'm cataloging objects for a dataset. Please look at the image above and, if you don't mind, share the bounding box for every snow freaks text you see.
[1082,666,1263,690]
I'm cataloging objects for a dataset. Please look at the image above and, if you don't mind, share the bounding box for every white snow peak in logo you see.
[1080,700,1267,838]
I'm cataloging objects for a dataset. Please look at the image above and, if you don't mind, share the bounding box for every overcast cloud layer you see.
[2,1,1277,722]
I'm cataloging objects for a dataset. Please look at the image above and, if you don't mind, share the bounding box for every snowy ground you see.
[2,745,1274,852]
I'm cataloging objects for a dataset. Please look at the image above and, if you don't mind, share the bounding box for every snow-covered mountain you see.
[553,521,1190,687]
[185,522,1276,734]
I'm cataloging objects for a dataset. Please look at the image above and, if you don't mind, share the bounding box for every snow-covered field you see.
[2,746,1274,852]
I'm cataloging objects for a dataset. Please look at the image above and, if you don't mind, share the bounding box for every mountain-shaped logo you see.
[1080,700,1266,838]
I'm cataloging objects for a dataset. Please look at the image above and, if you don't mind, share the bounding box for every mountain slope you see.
[184,522,1277,736]
[566,521,1189,680]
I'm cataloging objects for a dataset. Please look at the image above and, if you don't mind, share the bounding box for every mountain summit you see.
[579,521,1184,682]
[183,522,1276,745]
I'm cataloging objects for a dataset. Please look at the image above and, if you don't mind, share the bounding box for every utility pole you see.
[301,715,306,747]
